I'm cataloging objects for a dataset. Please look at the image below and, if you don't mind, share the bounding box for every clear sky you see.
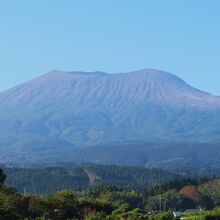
[1,0,220,95]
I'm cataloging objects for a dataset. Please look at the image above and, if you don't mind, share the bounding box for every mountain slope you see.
[0,69,220,163]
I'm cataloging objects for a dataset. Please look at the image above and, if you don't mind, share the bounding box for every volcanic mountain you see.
[0,69,220,164]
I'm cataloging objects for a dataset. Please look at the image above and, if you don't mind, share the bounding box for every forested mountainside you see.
[0,69,220,164]
[4,164,220,195]
[4,165,181,194]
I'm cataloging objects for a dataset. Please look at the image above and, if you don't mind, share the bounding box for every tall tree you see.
[0,169,6,185]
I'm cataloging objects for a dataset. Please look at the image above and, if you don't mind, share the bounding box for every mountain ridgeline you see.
[0,69,220,165]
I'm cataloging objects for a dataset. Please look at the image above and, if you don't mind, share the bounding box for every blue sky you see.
[1,0,220,95]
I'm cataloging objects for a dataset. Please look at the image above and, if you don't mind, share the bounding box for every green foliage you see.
[145,177,210,197]
[199,179,220,207]
[149,211,175,220]
[5,167,88,194]
[109,204,146,220]
[2,166,220,219]
[145,189,193,211]
[181,208,220,220]
[0,185,28,219]
[85,211,106,220]
[0,169,6,186]
[4,165,182,195]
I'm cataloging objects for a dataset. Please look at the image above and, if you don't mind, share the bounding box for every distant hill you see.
[0,69,220,164]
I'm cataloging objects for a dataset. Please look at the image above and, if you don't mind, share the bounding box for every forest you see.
[1,165,220,219]
[4,165,182,194]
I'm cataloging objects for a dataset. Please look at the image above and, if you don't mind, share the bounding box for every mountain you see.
[0,69,220,164]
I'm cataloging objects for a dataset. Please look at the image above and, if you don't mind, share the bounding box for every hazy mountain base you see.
[1,141,220,168]
[0,103,220,146]
[71,142,220,168]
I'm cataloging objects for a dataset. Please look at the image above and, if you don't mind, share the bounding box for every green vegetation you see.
[2,166,220,219]
[179,208,220,220]
[5,167,88,194]
[4,165,182,194]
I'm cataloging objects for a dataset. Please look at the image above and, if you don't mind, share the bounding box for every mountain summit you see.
[1,69,219,108]
[0,69,220,163]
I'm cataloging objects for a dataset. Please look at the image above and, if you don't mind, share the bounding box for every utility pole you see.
[163,200,166,211]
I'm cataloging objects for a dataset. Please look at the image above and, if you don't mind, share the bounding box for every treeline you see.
[145,177,211,197]
[5,167,89,194]
[83,164,181,188]
[4,165,182,194]
[1,168,220,219]
[4,164,220,195]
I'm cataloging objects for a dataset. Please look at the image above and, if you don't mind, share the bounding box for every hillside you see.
[0,69,220,164]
